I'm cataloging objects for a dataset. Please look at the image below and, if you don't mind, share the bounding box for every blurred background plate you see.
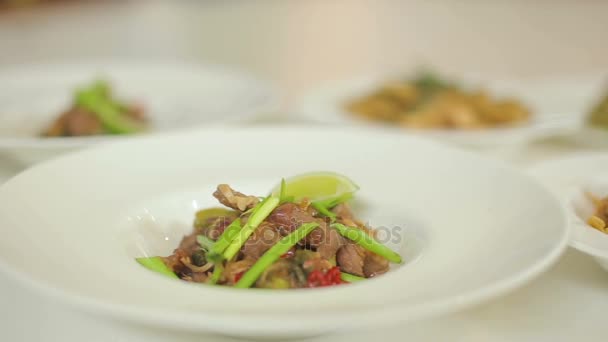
[295,74,606,147]
[0,61,279,165]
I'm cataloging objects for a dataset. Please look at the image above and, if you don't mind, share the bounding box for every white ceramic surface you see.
[295,75,605,147]
[528,155,608,271]
[0,61,278,165]
[0,126,568,338]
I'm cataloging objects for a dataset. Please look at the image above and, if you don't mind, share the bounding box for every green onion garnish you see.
[136,256,178,279]
[235,222,319,288]
[331,223,402,264]
[223,196,280,260]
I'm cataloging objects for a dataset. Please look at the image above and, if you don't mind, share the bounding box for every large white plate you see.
[295,74,605,147]
[0,61,278,165]
[0,126,568,338]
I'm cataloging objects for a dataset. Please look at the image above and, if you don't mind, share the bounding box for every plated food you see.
[42,80,147,137]
[346,72,531,130]
[0,62,278,166]
[137,173,402,289]
[0,127,568,337]
[586,192,608,234]
[297,73,581,147]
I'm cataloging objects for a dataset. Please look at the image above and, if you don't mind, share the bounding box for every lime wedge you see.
[271,172,359,202]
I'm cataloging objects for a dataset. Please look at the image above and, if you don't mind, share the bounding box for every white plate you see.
[0,126,568,338]
[0,61,278,165]
[527,153,608,270]
[295,74,604,147]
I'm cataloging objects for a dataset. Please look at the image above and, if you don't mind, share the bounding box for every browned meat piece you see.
[65,108,104,136]
[213,184,259,211]
[241,222,281,260]
[336,242,366,277]
[162,248,191,278]
[177,230,200,253]
[189,272,208,283]
[363,252,390,278]
[224,259,255,285]
[332,203,355,221]
[269,203,317,231]
[268,202,336,252]
[43,112,69,136]
[315,225,344,259]
[44,108,104,137]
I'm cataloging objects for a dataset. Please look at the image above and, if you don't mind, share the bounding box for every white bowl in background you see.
[0,126,568,338]
[0,61,279,166]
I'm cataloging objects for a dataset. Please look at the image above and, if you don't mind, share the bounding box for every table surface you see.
[0,137,607,342]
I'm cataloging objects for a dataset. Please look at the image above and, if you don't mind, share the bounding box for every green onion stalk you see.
[223,196,280,261]
[331,223,402,264]
[235,222,319,288]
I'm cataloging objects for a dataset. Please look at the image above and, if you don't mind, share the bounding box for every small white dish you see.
[295,74,600,147]
[566,179,608,270]
[0,126,568,338]
[0,61,278,165]
[527,153,608,271]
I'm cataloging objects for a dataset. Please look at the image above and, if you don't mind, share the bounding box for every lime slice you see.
[271,172,359,202]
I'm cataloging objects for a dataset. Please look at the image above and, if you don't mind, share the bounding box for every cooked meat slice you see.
[363,252,390,278]
[43,112,69,136]
[332,203,355,221]
[336,242,366,277]
[189,272,208,283]
[65,108,104,136]
[224,259,255,285]
[241,222,281,260]
[268,202,315,231]
[162,248,191,278]
[213,184,259,211]
[176,230,199,253]
[315,225,344,259]
[268,202,343,255]
[297,250,333,274]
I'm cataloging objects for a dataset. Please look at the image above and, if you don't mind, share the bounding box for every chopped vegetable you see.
[196,235,215,251]
[75,88,144,134]
[194,208,236,228]
[207,218,242,262]
[235,222,319,288]
[209,262,224,285]
[340,272,365,283]
[136,256,178,278]
[307,266,343,287]
[223,196,280,260]
[331,223,403,264]
[311,201,337,220]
